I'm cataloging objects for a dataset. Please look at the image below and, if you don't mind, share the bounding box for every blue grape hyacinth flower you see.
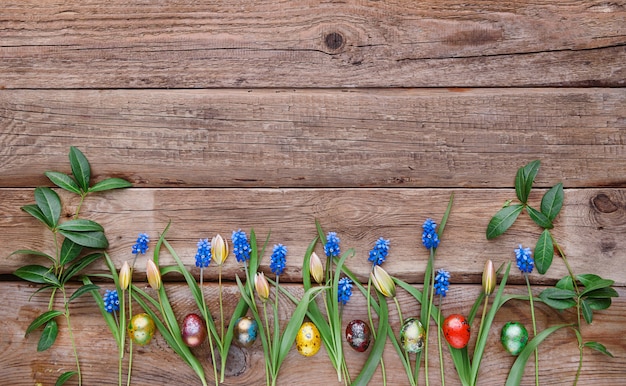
[132,233,150,255]
[103,289,120,313]
[515,244,534,274]
[232,229,251,263]
[434,269,450,297]
[368,237,390,266]
[338,277,353,305]
[195,238,212,268]
[422,218,440,249]
[270,244,287,276]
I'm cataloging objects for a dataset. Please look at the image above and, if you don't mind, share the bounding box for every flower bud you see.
[309,252,324,284]
[146,259,161,290]
[211,234,229,265]
[482,259,496,295]
[255,272,270,302]
[119,261,131,291]
[370,265,396,298]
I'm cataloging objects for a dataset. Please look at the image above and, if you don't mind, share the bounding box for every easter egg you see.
[442,314,471,349]
[400,318,425,354]
[181,313,207,347]
[234,316,259,348]
[296,321,321,357]
[346,319,371,352]
[128,313,156,346]
[501,321,529,356]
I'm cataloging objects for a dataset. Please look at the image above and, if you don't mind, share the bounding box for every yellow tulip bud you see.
[146,259,161,290]
[119,261,131,291]
[211,234,229,265]
[309,252,324,284]
[371,265,396,298]
[255,272,270,302]
[482,259,496,295]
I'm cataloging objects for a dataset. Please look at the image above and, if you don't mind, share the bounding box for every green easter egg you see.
[500,321,529,356]
[400,318,425,354]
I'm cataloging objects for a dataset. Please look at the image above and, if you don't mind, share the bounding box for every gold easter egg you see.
[295,321,321,357]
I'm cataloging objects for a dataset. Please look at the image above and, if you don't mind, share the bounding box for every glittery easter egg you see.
[181,313,207,347]
[346,319,371,352]
[296,322,321,357]
[442,314,471,349]
[400,318,425,354]
[500,321,529,356]
[128,313,156,346]
[234,316,259,348]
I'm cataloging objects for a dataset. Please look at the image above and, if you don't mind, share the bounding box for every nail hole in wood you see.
[324,32,344,50]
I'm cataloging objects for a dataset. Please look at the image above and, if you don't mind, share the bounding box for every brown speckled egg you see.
[296,322,321,357]
[346,319,371,352]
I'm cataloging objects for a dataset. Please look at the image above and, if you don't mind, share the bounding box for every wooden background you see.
[1,1,625,385]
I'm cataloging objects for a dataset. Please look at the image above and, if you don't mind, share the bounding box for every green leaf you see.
[581,299,593,324]
[59,230,109,249]
[38,319,59,351]
[583,287,619,299]
[515,160,541,204]
[352,292,388,386]
[69,146,91,192]
[25,310,64,335]
[534,229,554,274]
[69,284,100,302]
[59,238,83,266]
[45,171,81,194]
[61,253,104,283]
[34,187,62,228]
[9,249,55,264]
[584,297,612,311]
[539,287,577,310]
[584,341,614,358]
[505,324,571,386]
[14,265,59,286]
[579,275,615,296]
[540,183,564,221]
[58,219,104,232]
[88,177,132,192]
[576,273,603,287]
[555,275,575,291]
[486,204,523,239]
[55,371,78,386]
[21,204,52,227]
[526,205,553,229]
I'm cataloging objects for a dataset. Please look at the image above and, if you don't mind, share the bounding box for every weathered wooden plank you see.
[2,281,624,385]
[2,188,625,285]
[1,1,624,88]
[1,89,625,188]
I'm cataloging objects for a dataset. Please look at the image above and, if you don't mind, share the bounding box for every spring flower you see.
[254,272,270,302]
[434,269,450,297]
[232,229,251,263]
[338,277,353,305]
[119,261,131,291]
[515,244,534,273]
[195,238,211,268]
[146,259,161,290]
[211,234,229,266]
[324,232,341,257]
[132,233,150,255]
[482,259,496,295]
[104,289,120,313]
[422,218,440,249]
[309,252,324,284]
[368,237,390,266]
[270,243,287,276]
[371,265,396,298]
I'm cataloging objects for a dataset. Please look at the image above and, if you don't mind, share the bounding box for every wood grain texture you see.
[1,0,625,88]
[2,188,625,286]
[2,281,624,386]
[1,89,625,188]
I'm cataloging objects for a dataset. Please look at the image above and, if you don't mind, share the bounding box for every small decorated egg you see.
[234,316,259,348]
[128,313,156,346]
[181,313,207,347]
[346,319,371,352]
[500,321,529,356]
[296,321,321,357]
[442,314,471,349]
[400,318,425,354]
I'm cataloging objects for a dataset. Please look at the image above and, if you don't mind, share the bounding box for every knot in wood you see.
[324,32,344,51]
[592,193,619,214]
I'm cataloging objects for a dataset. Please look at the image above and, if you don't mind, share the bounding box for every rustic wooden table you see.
[1,1,625,385]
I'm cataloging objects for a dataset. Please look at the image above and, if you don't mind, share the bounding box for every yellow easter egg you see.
[295,321,321,357]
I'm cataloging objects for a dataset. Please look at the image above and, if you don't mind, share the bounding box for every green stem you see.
[219,265,225,344]
[394,296,414,385]
[263,301,272,386]
[200,269,219,386]
[437,296,445,386]
[126,286,133,386]
[525,273,538,386]
[424,250,436,386]
[74,194,86,219]
[63,291,81,386]
[367,276,386,386]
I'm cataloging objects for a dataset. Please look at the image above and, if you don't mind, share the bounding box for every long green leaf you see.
[61,253,103,284]
[26,310,64,335]
[69,284,100,302]
[69,146,91,192]
[20,204,51,228]
[55,371,78,386]
[45,171,81,194]
[83,276,120,347]
[526,206,553,229]
[515,160,540,204]
[59,230,109,249]
[540,183,564,221]
[486,204,523,239]
[505,324,571,386]
[9,249,55,264]
[14,265,59,286]
[34,187,62,228]
[58,219,104,232]
[352,292,388,386]
[59,238,83,266]
[584,341,614,358]
[580,278,615,296]
[581,299,594,323]
[89,177,132,192]
[37,319,59,351]
[534,229,554,274]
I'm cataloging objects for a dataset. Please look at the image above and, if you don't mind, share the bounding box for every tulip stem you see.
[200,268,219,386]
[437,296,445,386]
[525,273,539,386]
[367,276,387,386]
